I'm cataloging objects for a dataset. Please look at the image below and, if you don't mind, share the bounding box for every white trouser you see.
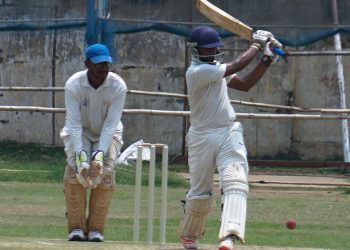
[186,122,248,197]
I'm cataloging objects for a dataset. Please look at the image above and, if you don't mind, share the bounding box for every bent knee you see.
[63,165,80,185]
[220,163,249,194]
[98,169,115,189]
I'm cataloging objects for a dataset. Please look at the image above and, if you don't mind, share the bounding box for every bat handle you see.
[271,47,289,62]
[271,47,286,57]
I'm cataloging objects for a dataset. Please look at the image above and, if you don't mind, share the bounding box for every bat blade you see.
[196,0,253,41]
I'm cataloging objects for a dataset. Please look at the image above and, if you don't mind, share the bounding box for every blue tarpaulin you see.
[2,8,350,62]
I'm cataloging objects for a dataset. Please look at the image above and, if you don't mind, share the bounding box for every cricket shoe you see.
[218,235,236,250]
[68,228,86,241]
[88,230,104,242]
[181,237,198,249]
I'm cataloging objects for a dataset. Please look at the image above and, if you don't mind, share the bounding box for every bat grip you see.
[271,47,286,57]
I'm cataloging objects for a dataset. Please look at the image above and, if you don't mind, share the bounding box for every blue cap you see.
[85,44,113,64]
[188,26,224,48]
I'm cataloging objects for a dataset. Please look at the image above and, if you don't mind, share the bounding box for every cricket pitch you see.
[0,237,325,250]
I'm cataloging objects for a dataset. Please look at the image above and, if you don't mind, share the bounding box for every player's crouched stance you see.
[60,43,127,242]
[178,26,281,250]
[61,138,122,242]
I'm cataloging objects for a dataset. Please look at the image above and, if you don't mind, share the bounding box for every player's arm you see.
[97,86,127,154]
[223,30,273,78]
[65,87,83,152]
[88,85,126,188]
[227,40,278,92]
[65,86,90,188]
[223,46,259,78]
[227,61,270,92]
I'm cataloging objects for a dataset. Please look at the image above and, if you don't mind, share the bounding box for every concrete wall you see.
[1,0,350,160]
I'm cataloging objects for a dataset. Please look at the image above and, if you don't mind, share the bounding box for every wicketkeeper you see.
[60,43,127,242]
[178,26,282,250]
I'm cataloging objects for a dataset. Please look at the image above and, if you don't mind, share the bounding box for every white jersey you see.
[186,59,236,129]
[61,69,127,154]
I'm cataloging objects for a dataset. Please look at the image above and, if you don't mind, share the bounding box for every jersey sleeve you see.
[64,84,83,153]
[98,82,127,154]
[225,73,237,85]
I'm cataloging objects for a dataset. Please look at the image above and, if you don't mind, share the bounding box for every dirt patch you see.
[176,173,350,188]
[249,188,340,198]
[248,174,350,187]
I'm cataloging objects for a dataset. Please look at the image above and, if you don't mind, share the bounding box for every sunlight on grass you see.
[0,142,350,249]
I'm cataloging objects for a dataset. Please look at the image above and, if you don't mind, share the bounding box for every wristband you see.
[250,42,263,51]
[250,44,260,52]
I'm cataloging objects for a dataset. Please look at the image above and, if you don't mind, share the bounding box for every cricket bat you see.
[196,0,287,57]
[196,0,253,41]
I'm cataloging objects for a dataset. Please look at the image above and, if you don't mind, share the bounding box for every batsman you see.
[60,43,127,242]
[178,26,282,250]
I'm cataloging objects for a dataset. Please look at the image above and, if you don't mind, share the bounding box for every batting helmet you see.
[188,26,224,48]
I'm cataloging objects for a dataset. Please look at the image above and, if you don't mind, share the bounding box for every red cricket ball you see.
[286,219,297,229]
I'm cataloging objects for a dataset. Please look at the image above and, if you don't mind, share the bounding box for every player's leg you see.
[63,166,87,241]
[61,131,91,241]
[87,135,123,242]
[179,192,215,249]
[86,178,114,242]
[178,129,217,249]
[217,122,249,250]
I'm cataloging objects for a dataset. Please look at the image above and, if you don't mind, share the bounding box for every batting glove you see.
[88,150,104,189]
[269,37,282,49]
[75,150,90,188]
[262,37,284,64]
[251,30,273,51]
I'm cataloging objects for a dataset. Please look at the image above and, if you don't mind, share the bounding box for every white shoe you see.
[68,228,86,241]
[218,235,235,250]
[181,237,198,249]
[88,230,104,242]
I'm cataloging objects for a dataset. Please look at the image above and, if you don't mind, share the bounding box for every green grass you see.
[0,141,189,188]
[337,186,350,194]
[0,141,350,249]
[1,182,350,249]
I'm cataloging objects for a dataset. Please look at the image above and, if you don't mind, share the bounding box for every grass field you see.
[0,141,350,249]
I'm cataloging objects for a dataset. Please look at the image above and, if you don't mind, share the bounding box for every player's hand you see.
[75,150,90,188]
[252,30,273,51]
[88,150,104,189]
[262,39,282,65]
[263,42,275,57]
[269,37,282,49]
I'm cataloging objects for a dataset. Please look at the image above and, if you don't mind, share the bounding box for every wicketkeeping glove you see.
[75,150,90,188]
[88,150,104,189]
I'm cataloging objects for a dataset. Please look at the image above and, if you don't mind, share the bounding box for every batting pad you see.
[87,186,114,233]
[64,178,87,233]
[220,163,248,192]
[178,193,215,239]
[218,163,249,242]
[219,190,247,243]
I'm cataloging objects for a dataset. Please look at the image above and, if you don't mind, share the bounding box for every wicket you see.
[133,143,169,244]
